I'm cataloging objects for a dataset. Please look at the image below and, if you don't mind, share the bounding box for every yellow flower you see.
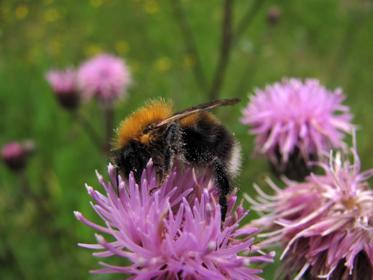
[183,54,195,69]
[16,4,29,20]
[115,41,130,55]
[90,0,103,8]
[43,8,60,22]
[144,0,159,15]
[84,44,103,57]
[154,57,172,72]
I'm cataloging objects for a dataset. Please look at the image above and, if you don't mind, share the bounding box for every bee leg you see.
[212,158,231,222]
[164,123,180,173]
[152,155,165,183]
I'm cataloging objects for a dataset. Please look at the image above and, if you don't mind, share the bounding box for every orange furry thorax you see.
[114,100,173,149]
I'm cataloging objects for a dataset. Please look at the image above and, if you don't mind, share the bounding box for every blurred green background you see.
[1,0,372,279]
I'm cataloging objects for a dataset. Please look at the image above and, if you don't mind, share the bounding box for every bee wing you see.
[155,98,240,128]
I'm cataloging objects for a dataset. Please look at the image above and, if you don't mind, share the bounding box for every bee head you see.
[138,124,163,145]
[112,141,151,182]
[143,123,157,134]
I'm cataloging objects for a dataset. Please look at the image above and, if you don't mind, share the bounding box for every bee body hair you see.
[114,99,173,149]
[112,99,241,221]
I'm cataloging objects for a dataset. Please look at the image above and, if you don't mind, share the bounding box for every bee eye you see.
[143,124,156,134]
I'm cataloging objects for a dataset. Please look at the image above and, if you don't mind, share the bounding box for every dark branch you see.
[208,0,234,101]
[231,1,266,98]
[233,0,265,46]
[0,243,25,279]
[170,0,208,91]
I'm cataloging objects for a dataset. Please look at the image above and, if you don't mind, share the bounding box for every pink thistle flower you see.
[1,140,35,172]
[77,53,131,105]
[267,6,282,25]
[246,144,373,279]
[75,161,273,279]
[241,78,354,180]
[46,69,80,110]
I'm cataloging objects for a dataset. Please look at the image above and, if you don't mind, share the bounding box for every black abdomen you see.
[181,113,234,166]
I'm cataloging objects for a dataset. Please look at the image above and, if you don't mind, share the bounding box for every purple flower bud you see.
[46,69,80,110]
[267,6,282,26]
[1,140,34,172]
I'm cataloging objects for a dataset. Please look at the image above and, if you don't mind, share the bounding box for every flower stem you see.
[103,104,115,155]
[19,171,50,219]
[74,111,103,152]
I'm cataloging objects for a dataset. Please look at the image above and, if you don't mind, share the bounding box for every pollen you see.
[114,99,173,149]
[342,197,359,211]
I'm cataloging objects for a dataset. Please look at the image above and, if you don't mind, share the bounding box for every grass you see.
[0,0,372,279]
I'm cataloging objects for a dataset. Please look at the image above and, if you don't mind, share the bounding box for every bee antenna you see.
[217,97,240,105]
[115,166,120,195]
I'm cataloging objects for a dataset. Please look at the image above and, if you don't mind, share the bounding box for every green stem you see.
[103,104,115,155]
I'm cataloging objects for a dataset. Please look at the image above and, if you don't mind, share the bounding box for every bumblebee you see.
[112,98,241,220]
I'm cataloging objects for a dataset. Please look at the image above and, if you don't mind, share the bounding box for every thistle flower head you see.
[77,53,131,105]
[75,161,273,280]
[247,144,373,279]
[241,78,354,180]
[1,140,34,172]
[267,6,282,25]
[46,69,80,110]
